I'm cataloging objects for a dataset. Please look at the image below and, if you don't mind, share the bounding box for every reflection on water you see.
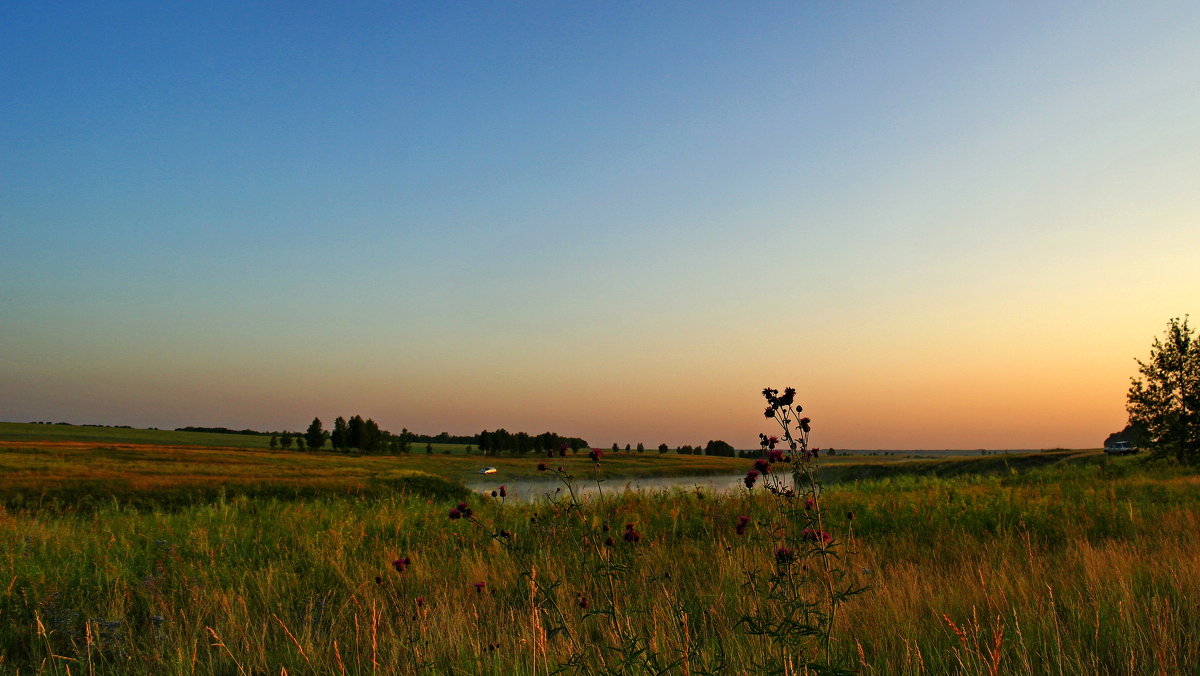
[466,472,798,502]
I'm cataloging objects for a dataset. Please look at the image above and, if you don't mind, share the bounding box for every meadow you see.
[1,426,1197,674]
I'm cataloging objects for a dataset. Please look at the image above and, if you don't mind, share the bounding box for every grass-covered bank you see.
[2,453,1197,674]
[0,441,753,511]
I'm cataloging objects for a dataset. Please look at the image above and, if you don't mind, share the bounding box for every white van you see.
[1104,441,1138,455]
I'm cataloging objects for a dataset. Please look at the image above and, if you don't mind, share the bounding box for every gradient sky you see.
[3,2,1198,449]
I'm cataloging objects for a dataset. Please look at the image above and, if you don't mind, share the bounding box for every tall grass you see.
[2,455,1197,674]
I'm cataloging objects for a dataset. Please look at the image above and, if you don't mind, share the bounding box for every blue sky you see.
[3,2,1198,448]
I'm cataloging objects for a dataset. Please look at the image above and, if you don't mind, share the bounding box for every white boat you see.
[479,467,498,474]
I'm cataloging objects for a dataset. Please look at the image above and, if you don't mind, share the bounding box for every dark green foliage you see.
[280,432,294,450]
[175,426,271,436]
[476,429,589,455]
[1127,316,1200,464]
[331,417,348,451]
[705,440,735,457]
[304,418,327,451]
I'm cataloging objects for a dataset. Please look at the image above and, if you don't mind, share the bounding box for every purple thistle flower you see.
[744,470,760,488]
[735,515,750,535]
[775,547,795,565]
[802,528,832,543]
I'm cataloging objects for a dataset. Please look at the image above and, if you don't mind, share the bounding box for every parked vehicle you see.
[1104,441,1139,455]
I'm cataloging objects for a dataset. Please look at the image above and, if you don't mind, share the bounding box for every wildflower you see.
[537,463,548,471]
[392,556,411,572]
[473,582,486,593]
[802,528,832,543]
[559,444,569,457]
[804,498,815,510]
[490,490,497,497]
[448,508,462,520]
[375,576,383,585]
[776,388,795,407]
[759,433,769,448]
[499,485,506,498]
[768,449,784,463]
[415,596,424,607]
[764,407,776,418]
[735,515,750,535]
[744,469,760,488]
[456,502,473,517]
[799,417,812,433]
[767,436,779,450]
[547,449,555,458]
[846,510,855,521]
[578,595,589,610]
[775,547,795,565]
[754,459,770,474]
[623,524,641,543]
[588,449,602,462]
[604,536,615,547]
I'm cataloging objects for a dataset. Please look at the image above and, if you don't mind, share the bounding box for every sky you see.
[2,2,1198,450]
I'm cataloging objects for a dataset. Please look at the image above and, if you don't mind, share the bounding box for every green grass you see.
[0,422,478,453]
[1,452,1196,674]
[2,430,1193,674]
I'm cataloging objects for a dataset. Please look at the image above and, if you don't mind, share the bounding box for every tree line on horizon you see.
[262,417,749,459]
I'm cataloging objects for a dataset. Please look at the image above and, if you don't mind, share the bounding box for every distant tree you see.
[657,443,669,454]
[1128,316,1200,464]
[280,431,294,450]
[625,443,631,452]
[705,440,735,457]
[331,417,348,451]
[269,434,279,450]
[426,442,433,454]
[347,415,364,451]
[304,418,326,451]
[611,443,619,453]
[466,445,473,452]
[399,428,411,454]
[636,442,645,453]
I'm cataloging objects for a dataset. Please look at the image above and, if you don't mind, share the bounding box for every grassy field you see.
[0,439,752,511]
[1,431,1196,674]
[0,422,475,454]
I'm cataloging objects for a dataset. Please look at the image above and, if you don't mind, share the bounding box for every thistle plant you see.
[736,387,865,674]
[444,452,696,674]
